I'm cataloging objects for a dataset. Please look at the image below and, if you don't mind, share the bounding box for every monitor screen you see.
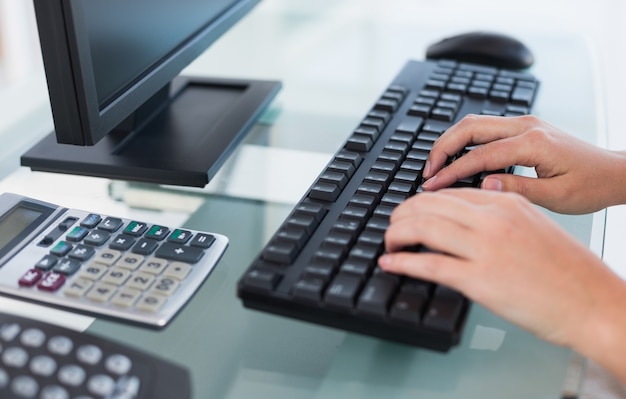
[21,0,281,187]
[85,0,239,109]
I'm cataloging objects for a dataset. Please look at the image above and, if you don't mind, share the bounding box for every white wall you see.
[0,0,40,86]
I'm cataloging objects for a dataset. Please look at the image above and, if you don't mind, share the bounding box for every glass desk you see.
[0,1,606,398]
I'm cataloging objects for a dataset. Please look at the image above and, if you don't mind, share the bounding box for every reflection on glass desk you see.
[0,1,607,398]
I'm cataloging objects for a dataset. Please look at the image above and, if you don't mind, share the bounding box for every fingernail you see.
[422,175,437,190]
[423,160,432,178]
[378,254,391,268]
[483,177,503,191]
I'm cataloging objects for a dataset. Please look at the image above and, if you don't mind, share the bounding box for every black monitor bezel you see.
[34,0,260,146]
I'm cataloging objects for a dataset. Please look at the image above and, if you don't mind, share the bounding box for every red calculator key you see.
[37,272,66,292]
[19,269,44,287]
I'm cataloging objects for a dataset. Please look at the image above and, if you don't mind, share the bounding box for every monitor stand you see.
[21,76,281,187]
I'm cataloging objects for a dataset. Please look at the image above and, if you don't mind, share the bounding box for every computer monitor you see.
[21,0,281,187]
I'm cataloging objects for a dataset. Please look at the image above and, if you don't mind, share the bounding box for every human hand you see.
[378,189,625,349]
[421,114,626,214]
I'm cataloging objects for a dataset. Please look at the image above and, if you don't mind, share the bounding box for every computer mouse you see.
[425,31,534,70]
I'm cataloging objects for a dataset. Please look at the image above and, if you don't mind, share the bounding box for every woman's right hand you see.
[421,114,626,214]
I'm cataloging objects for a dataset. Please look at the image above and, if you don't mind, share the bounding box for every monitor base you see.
[21,76,281,187]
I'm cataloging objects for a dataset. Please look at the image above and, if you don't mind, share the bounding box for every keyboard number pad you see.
[18,215,216,314]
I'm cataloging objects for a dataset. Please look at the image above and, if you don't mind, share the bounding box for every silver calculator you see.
[0,193,228,327]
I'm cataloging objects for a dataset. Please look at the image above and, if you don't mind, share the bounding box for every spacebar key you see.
[155,242,204,264]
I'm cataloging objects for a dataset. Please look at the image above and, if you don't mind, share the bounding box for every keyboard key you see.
[292,278,325,302]
[390,291,428,325]
[423,286,466,332]
[324,273,363,309]
[242,269,281,291]
[357,276,397,317]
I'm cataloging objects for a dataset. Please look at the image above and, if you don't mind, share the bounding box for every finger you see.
[423,130,545,191]
[390,190,484,230]
[385,208,479,259]
[378,251,472,291]
[425,114,535,179]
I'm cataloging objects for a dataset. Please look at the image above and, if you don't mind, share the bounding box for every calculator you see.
[0,312,190,398]
[0,193,228,327]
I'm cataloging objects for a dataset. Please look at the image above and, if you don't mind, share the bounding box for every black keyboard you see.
[237,59,539,351]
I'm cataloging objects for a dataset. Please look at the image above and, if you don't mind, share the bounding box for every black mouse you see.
[426,31,534,70]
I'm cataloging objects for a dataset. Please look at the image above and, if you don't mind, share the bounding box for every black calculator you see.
[0,193,228,327]
[0,312,190,398]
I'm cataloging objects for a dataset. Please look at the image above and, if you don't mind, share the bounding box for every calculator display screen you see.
[0,207,43,254]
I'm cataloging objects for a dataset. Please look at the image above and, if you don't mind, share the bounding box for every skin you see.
[421,114,626,214]
[378,115,626,384]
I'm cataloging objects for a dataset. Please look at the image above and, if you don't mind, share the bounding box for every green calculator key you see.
[146,225,170,241]
[168,229,192,244]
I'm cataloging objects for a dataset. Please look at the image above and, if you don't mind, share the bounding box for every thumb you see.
[482,174,552,204]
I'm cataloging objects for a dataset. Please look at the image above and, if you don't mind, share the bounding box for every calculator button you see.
[30,355,57,377]
[35,255,58,271]
[20,328,46,348]
[80,213,102,228]
[40,385,68,399]
[0,323,21,341]
[11,375,38,397]
[76,344,103,366]
[63,278,93,297]
[190,233,215,248]
[110,288,142,308]
[109,234,136,251]
[116,254,144,270]
[67,245,95,262]
[58,217,78,231]
[53,259,82,275]
[50,241,73,257]
[79,263,108,281]
[123,221,148,236]
[66,226,89,242]
[87,374,115,397]
[163,262,192,280]
[101,267,131,286]
[38,235,55,247]
[145,225,170,241]
[99,218,123,232]
[47,336,73,356]
[37,272,66,292]
[136,293,167,312]
[131,239,158,255]
[93,249,121,266]
[126,273,155,291]
[86,283,117,303]
[3,347,29,367]
[58,364,86,386]
[116,375,141,397]
[151,277,180,296]
[155,242,204,264]
[19,269,44,287]
[83,230,110,247]
[105,354,132,375]
[167,229,192,244]
[139,258,168,275]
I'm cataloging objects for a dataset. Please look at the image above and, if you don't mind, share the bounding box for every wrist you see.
[603,150,626,207]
